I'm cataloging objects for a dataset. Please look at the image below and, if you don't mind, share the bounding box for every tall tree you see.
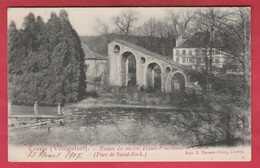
[95,18,112,44]
[113,9,138,36]
[138,18,157,52]
[8,21,20,75]
[155,21,172,55]
[8,10,86,104]
[214,7,251,98]
[195,8,229,75]
[169,9,195,37]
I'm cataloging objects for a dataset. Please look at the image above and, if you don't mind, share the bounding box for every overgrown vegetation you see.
[81,67,250,146]
[8,10,86,104]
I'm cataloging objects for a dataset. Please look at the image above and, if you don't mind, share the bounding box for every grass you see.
[8,106,250,146]
[8,108,205,146]
[80,85,204,109]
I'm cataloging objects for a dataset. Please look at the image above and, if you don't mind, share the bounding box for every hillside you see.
[80,33,176,57]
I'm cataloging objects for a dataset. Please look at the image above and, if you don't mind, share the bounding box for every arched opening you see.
[171,72,185,92]
[114,45,120,53]
[166,66,171,73]
[146,62,162,92]
[120,52,137,86]
[141,57,146,64]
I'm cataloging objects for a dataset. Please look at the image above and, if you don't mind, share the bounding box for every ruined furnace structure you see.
[108,39,187,93]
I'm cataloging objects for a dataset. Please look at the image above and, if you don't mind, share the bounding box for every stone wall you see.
[85,59,108,91]
[108,41,187,93]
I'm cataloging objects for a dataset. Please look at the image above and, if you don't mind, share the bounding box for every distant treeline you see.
[8,10,86,104]
[80,33,176,57]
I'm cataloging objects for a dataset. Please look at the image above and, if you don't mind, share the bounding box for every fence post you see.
[58,103,62,115]
[34,101,38,116]
[8,100,12,116]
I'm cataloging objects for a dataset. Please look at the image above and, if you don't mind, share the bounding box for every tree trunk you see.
[243,18,250,100]
[209,25,214,75]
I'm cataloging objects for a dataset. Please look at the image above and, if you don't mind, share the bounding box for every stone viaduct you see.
[108,39,187,93]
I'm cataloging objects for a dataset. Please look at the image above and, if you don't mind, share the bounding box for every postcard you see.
[7,7,251,162]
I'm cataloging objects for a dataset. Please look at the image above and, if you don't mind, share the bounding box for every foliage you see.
[8,11,86,104]
[85,91,99,98]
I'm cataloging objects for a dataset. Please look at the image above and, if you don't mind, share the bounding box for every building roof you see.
[92,52,108,60]
[81,42,107,60]
[112,39,184,68]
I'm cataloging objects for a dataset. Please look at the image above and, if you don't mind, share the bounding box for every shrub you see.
[86,91,99,98]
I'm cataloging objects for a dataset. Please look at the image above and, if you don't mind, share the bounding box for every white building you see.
[173,35,226,72]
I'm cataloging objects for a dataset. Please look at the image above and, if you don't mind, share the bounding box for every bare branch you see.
[112,9,138,36]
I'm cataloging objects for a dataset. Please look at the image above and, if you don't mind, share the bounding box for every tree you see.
[8,21,19,75]
[95,19,112,44]
[194,8,230,75]
[138,18,157,52]
[190,7,251,144]
[59,9,69,19]
[96,19,111,35]
[169,9,195,37]
[42,10,86,103]
[155,21,172,55]
[8,20,17,37]
[136,18,175,55]
[194,7,251,99]
[113,9,138,36]
[216,7,251,98]
[8,10,86,105]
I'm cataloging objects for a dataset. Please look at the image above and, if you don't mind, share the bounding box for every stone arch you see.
[172,71,187,82]
[169,71,186,92]
[119,51,137,86]
[145,62,163,92]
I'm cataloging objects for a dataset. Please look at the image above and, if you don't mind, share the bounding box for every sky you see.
[8,7,240,36]
[8,7,189,36]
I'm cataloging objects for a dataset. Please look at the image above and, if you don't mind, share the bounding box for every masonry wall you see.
[108,41,187,92]
[85,59,108,91]
[85,60,107,81]
[108,42,147,87]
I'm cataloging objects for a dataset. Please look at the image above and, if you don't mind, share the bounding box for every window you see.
[189,58,193,63]
[215,59,219,63]
[195,49,200,55]
[176,50,179,55]
[197,58,201,63]
[183,57,186,63]
[183,50,186,55]
[176,57,179,62]
[189,50,192,55]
